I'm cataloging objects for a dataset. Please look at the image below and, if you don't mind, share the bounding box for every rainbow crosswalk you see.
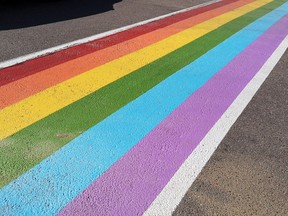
[0,0,287,215]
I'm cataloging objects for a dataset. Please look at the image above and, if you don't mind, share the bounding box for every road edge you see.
[143,35,288,216]
[0,0,219,69]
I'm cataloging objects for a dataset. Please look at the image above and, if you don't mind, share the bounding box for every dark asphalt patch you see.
[0,0,211,61]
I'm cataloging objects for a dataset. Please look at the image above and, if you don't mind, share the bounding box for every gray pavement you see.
[173,50,288,216]
[1,1,287,215]
[0,0,209,62]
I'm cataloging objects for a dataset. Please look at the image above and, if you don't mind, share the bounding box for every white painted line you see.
[143,35,288,216]
[0,0,219,69]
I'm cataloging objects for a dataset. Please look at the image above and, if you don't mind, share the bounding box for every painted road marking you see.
[0,0,220,70]
[144,33,288,216]
[0,0,233,87]
[59,15,288,216]
[0,1,288,215]
[0,0,272,139]
[0,0,270,188]
[1,2,287,215]
[0,0,251,108]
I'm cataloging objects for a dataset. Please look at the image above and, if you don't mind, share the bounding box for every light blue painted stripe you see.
[1,3,287,215]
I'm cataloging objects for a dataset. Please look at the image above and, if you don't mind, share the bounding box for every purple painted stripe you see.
[58,15,288,216]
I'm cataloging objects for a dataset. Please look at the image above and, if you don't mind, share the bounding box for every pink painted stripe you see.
[58,16,288,216]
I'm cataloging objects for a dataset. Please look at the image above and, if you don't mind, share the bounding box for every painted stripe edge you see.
[143,34,288,216]
[0,0,219,69]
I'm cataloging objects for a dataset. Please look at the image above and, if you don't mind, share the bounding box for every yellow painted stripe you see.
[0,0,271,139]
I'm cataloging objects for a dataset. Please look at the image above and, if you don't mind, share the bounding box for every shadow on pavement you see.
[0,0,122,30]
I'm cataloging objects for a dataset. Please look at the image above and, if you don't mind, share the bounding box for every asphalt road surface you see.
[0,0,287,215]
[174,50,288,215]
[0,0,211,61]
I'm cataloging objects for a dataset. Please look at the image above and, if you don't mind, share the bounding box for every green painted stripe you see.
[0,0,285,188]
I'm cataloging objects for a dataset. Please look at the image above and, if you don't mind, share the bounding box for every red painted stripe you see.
[0,0,237,87]
[0,0,249,109]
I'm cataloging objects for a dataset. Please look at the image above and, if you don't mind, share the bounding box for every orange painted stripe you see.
[0,0,254,109]
[0,0,235,87]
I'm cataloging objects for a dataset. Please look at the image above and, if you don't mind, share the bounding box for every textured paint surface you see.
[0,0,251,109]
[0,0,234,87]
[0,0,272,139]
[0,0,287,215]
[59,16,288,215]
[147,34,288,216]
[0,0,281,189]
